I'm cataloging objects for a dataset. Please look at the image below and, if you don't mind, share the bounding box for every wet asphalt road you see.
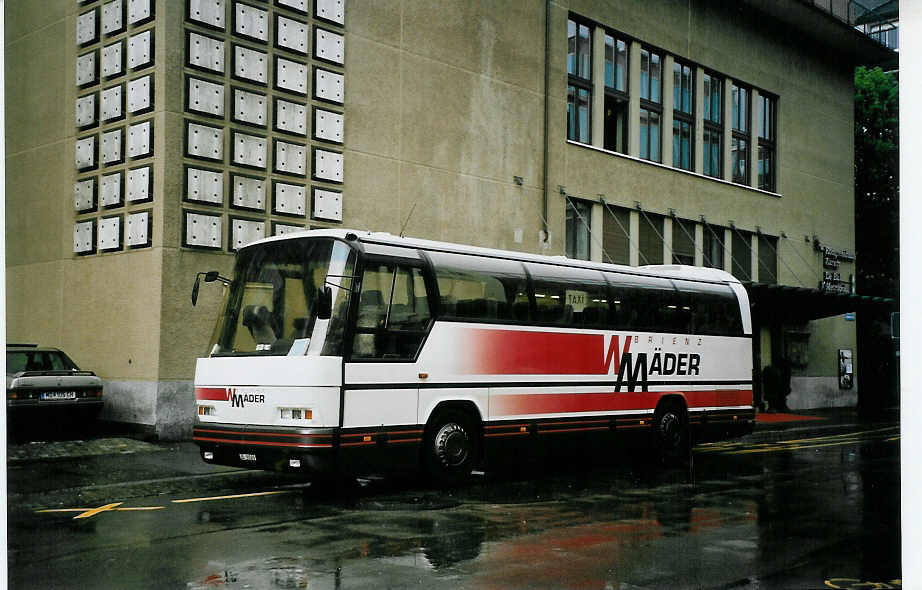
[7,425,901,590]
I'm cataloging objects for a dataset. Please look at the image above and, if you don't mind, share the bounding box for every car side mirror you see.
[317,286,333,320]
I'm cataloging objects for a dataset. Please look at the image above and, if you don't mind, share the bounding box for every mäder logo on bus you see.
[224,388,266,408]
[604,335,702,392]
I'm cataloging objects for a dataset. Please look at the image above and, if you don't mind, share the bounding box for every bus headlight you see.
[280,408,312,421]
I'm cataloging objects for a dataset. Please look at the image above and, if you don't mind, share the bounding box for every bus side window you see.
[429,251,528,323]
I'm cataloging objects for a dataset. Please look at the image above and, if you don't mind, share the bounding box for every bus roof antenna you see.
[399,201,418,238]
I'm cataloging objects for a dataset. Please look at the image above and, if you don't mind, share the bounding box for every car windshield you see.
[210,237,356,357]
[6,350,78,373]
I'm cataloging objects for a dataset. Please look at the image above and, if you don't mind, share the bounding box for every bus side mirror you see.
[192,271,230,306]
[317,286,333,320]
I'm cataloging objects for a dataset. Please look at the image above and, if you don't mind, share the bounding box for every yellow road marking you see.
[727,435,900,455]
[36,504,165,518]
[697,426,900,455]
[112,507,165,511]
[73,502,123,519]
[171,490,292,504]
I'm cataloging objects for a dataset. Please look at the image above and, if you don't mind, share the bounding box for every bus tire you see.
[423,409,478,485]
[653,400,689,465]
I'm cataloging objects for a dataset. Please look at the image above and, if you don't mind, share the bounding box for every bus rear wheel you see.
[653,401,689,465]
[423,410,478,485]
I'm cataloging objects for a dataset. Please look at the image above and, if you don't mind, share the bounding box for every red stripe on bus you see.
[195,388,229,401]
[491,390,752,416]
[471,330,631,375]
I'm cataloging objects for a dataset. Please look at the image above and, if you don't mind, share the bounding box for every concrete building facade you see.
[5,0,893,438]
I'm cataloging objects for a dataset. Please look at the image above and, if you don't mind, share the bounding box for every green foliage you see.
[854,66,898,296]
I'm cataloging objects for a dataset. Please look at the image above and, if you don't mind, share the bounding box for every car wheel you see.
[423,410,478,485]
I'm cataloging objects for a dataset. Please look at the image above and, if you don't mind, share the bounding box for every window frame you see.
[757,93,777,192]
[565,197,593,261]
[702,71,723,179]
[672,59,694,171]
[731,81,751,185]
[567,16,593,143]
[639,47,663,163]
[603,30,630,154]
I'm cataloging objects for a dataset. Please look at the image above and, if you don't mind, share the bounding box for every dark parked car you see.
[6,344,104,421]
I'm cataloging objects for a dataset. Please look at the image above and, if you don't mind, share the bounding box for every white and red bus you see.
[192,229,753,481]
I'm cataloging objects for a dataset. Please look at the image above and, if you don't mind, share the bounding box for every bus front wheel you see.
[423,410,478,485]
[653,401,689,465]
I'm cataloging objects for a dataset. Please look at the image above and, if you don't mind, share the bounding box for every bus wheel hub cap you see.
[435,423,468,467]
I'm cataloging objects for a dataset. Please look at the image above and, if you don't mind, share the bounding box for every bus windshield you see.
[210,238,356,357]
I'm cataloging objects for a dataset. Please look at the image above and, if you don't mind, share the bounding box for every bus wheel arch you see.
[421,401,481,484]
[652,395,690,464]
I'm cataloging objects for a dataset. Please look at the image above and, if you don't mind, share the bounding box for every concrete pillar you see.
[723,228,733,273]
[722,78,733,182]
[663,216,673,265]
[662,55,675,168]
[629,210,640,266]
[591,26,606,149]
[751,233,760,281]
[750,88,760,189]
[694,223,704,266]
[628,40,642,157]
[590,202,604,262]
[694,66,704,174]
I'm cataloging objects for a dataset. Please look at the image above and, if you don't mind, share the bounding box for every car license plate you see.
[41,391,77,400]
[239,453,257,462]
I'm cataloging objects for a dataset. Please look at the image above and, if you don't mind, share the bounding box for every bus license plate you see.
[41,391,77,400]
[239,453,257,462]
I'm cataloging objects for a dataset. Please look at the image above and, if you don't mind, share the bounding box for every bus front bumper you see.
[193,422,338,473]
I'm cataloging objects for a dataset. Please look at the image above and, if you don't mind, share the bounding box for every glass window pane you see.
[640,50,650,100]
[578,88,590,143]
[578,24,591,80]
[649,110,660,161]
[703,226,724,269]
[616,40,627,92]
[732,137,748,184]
[567,19,576,76]
[604,94,628,154]
[650,52,661,103]
[430,251,528,321]
[731,231,752,281]
[527,263,607,327]
[672,120,681,168]
[673,62,681,111]
[604,34,614,88]
[640,108,649,160]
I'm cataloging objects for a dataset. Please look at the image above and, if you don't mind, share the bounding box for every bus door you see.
[342,251,434,465]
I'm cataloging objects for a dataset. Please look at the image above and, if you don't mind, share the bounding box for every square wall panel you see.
[76,94,97,128]
[125,211,151,248]
[188,32,225,73]
[232,132,267,168]
[189,0,226,29]
[128,0,153,24]
[185,211,222,248]
[231,218,265,250]
[100,84,124,122]
[76,51,98,87]
[312,188,342,221]
[313,148,342,182]
[314,108,343,143]
[101,128,124,165]
[127,121,152,158]
[316,0,344,26]
[315,28,344,64]
[187,122,224,160]
[234,3,268,42]
[74,178,96,212]
[276,57,307,95]
[273,181,305,216]
[276,15,308,55]
[126,166,152,202]
[314,68,343,104]
[276,0,308,14]
[188,77,225,117]
[126,211,151,247]
[101,0,124,36]
[275,99,307,135]
[233,88,267,126]
[275,140,306,175]
[234,45,267,84]
[127,29,153,70]
[76,136,97,170]
[274,222,305,236]
[100,171,123,207]
[77,9,98,45]
[74,220,95,254]
[101,41,124,78]
[98,216,122,251]
[126,75,152,113]
[187,167,224,204]
[231,175,266,210]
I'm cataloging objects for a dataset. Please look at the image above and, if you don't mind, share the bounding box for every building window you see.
[703,225,725,269]
[566,198,592,260]
[602,204,630,264]
[671,218,695,265]
[603,33,629,154]
[758,234,778,283]
[672,61,693,171]
[758,94,776,192]
[731,230,752,281]
[731,82,750,185]
[567,18,592,143]
[638,211,664,265]
[703,72,722,178]
[639,48,662,162]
